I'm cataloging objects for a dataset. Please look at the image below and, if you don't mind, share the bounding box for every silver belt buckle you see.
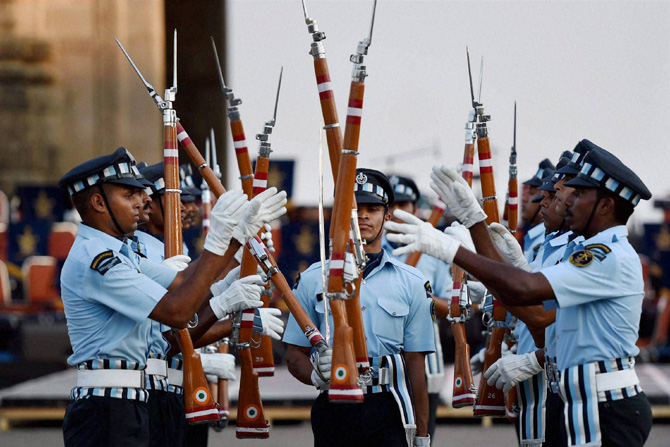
[546,362,560,393]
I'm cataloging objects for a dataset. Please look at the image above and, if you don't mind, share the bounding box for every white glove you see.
[257,308,284,341]
[413,436,431,447]
[430,165,487,228]
[209,275,265,319]
[467,280,487,305]
[488,223,532,272]
[161,254,191,271]
[260,223,275,252]
[310,348,332,390]
[470,346,486,376]
[484,351,542,393]
[200,353,236,381]
[204,190,249,255]
[210,266,241,297]
[384,210,460,264]
[443,221,476,253]
[232,187,287,245]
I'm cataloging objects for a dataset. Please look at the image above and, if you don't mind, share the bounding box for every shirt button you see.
[361,306,366,311]
[392,312,396,316]
[362,280,366,284]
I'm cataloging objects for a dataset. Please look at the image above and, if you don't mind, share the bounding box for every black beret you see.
[557,139,597,175]
[523,158,556,187]
[564,145,651,206]
[354,168,395,206]
[388,175,420,204]
[139,162,166,195]
[58,147,145,195]
[537,150,573,193]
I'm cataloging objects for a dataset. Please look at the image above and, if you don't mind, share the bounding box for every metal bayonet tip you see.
[210,36,228,94]
[205,137,211,166]
[367,0,378,46]
[272,66,283,123]
[115,36,157,95]
[477,56,484,103]
[172,29,178,92]
[466,46,476,107]
[210,127,216,156]
[301,0,310,23]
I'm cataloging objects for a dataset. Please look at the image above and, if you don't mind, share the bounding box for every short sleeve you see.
[541,250,619,309]
[87,257,167,323]
[138,256,179,288]
[282,272,321,348]
[402,277,437,353]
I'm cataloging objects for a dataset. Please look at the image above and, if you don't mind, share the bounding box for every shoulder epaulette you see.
[90,250,121,275]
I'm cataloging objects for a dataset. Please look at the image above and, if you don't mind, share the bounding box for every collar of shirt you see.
[549,230,573,248]
[526,221,546,241]
[363,248,395,280]
[138,228,164,243]
[77,223,138,266]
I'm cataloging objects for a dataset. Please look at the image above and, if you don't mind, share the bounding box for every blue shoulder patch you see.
[90,250,121,275]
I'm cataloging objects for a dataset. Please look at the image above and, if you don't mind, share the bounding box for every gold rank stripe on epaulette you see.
[90,250,121,275]
[584,244,612,261]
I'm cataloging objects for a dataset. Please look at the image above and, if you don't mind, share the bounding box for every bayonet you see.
[477,56,484,104]
[115,37,165,109]
[349,0,378,81]
[511,101,517,166]
[210,128,221,179]
[256,67,283,147]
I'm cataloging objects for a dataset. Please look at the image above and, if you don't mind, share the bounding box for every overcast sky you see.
[224,0,670,228]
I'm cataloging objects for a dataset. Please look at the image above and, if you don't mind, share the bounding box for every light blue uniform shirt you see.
[134,231,173,357]
[523,222,546,264]
[515,230,576,355]
[282,249,436,357]
[382,235,452,298]
[61,224,178,366]
[541,226,643,370]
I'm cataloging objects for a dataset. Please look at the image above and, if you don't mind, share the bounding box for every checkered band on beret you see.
[59,147,144,195]
[393,184,417,202]
[355,182,387,202]
[564,146,651,206]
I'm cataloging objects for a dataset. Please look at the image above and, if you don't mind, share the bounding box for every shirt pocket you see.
[375,297,410,344]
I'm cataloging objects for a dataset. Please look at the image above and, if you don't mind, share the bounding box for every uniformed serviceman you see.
[388,143,653,447]
[384,174,451,441]
[136,161,285,447]
[283,168,436,447]
[521,159,555,262]
[58,147,287,447]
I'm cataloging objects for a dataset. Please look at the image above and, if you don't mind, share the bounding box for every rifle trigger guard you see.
[343,281,356,299]
[187,314,198,329]
[482,311,493,328]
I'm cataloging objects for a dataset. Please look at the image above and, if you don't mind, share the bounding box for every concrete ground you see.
[1,421,669,446]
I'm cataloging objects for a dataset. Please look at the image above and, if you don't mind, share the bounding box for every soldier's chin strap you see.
[581,189,603,239]
[98,183,129,236]
[365,205,388,246]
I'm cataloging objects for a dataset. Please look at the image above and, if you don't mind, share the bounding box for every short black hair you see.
[601,189,634,224]
[71,187,97,219]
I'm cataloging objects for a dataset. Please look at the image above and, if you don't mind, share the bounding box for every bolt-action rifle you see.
[210,39,276,378]
[231,68,283,439]
[116,33,221,424]
[301,0,371,377]
[466,48,507,417]
[324,0,378,402]
[503,102,520,421]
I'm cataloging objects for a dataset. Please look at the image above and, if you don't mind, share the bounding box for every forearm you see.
[469,221,506,262]
[152,243,240,327]
[404,352,429,437]
[453,247,554,306]
[193,318,233,348]
[285,345,314,386]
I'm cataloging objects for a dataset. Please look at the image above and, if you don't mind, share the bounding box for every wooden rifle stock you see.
[215,340,230,428]
[504,331,519,421]
[450,135,477,407]
[164,123,219,424]
[450,281,476,407]
[177,123,327,353]
[473,301,507,416]
[405,199,446,267]
[306,27,368,373]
